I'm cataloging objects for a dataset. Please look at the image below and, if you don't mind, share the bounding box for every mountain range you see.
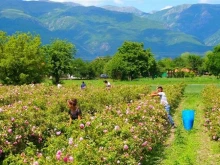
[0,0,220,60]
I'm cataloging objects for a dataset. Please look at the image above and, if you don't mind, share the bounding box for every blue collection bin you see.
[182,110,195,130]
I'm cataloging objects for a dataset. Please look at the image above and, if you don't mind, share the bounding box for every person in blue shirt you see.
[81,81,86,89]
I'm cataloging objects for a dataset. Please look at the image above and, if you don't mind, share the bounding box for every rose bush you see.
[0,83,185,164]
[202,85,220,141]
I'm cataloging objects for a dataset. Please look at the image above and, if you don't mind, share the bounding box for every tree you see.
[0,32,47,85]
[90,56,111,78]
[104,55,127,80]
[43,39,76,84]
[173,56,187,69]
[0,31,8,54]
[157,58,175,77]
[105,41,157,80]
[187,54,203,73]
[71,58,90,79]
[205,45,220,78]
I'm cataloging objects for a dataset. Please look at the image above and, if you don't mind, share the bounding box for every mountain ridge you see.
[0,0,219,60]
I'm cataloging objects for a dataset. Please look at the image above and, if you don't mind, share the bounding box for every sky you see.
[45,0,220,13]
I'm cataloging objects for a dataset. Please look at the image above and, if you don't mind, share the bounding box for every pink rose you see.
[141,141,148,147]
[114,125,120,131]
[56,150,62,155]
[80,124,85,129]
[86,122,91,126]
[56,154,61,160]
[69,138,73,145]
[33,161,39,165]
[8,128,12,133]
[63,156,68,163]
[123,144,128,150]
[56,131,61,135]
[68,156,74,162]
[38,153,42,158]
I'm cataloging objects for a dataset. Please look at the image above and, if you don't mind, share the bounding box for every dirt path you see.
[160,85,220,165]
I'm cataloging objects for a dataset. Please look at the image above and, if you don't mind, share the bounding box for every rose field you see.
[0,80,219,165]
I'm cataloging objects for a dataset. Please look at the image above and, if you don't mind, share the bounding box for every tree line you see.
[0,31,219,85]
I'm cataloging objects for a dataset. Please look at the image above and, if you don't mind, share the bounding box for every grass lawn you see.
[50,76,220,88]
[160,84,220,165]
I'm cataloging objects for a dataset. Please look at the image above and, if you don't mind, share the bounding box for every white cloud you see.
[161,5,173,10]
[199,0,210,3]
[48,0,102,6]
[113,0,124,5]
[48,0,115,6]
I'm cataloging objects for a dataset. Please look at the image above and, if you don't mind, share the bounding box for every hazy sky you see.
[47,0,220,12]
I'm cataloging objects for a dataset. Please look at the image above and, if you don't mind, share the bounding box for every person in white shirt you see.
[104,80,111,90]
[151,86,176,128]
[57,83,62,89]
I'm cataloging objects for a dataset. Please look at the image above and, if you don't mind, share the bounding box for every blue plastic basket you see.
[182,110,195,130]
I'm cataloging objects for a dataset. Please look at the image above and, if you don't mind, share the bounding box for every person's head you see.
[82,81,84,84]
[68,98,77,108]
[104,80,107,84]
[157,86,163,92]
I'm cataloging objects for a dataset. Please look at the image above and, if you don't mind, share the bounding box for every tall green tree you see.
[105,41,157,80]
[0,31,8,54]
[157,58,175,71]
[104,55,127,80]
[71,58,90,79]
[0,32,46,85]
[187,54,203,73]
[43,39,76,84]
[205,45,220,78]
[173,56,187,69]
[90,56,111,77]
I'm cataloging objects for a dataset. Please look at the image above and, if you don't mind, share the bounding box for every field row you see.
[202,85,220,141]
[0,84,185,164]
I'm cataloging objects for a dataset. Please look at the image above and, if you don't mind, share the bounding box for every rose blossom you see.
[123,144,128,150]
[141,141,148,147]
[63,156,68,163]
[56,150,62,155]
[56,154,61,160]
[86,122,91,126]
[33,161,39,165]
[69,138,73,145]
[11,117,15,122]
[80,124,85,129]
[56,131,61,135]
[8,128,12,133]
[68,156,74,162]
[114,125,120,131]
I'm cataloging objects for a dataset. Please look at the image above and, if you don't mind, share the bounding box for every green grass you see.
[51,76,220,87]
[160,85,220,165]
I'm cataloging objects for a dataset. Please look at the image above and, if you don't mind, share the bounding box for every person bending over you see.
[151,86,176,128]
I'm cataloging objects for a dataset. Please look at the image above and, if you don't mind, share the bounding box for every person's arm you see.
[150,91,159,97]
[78,109,82,120]
[69,116,72,125]
[78,115,82,120]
